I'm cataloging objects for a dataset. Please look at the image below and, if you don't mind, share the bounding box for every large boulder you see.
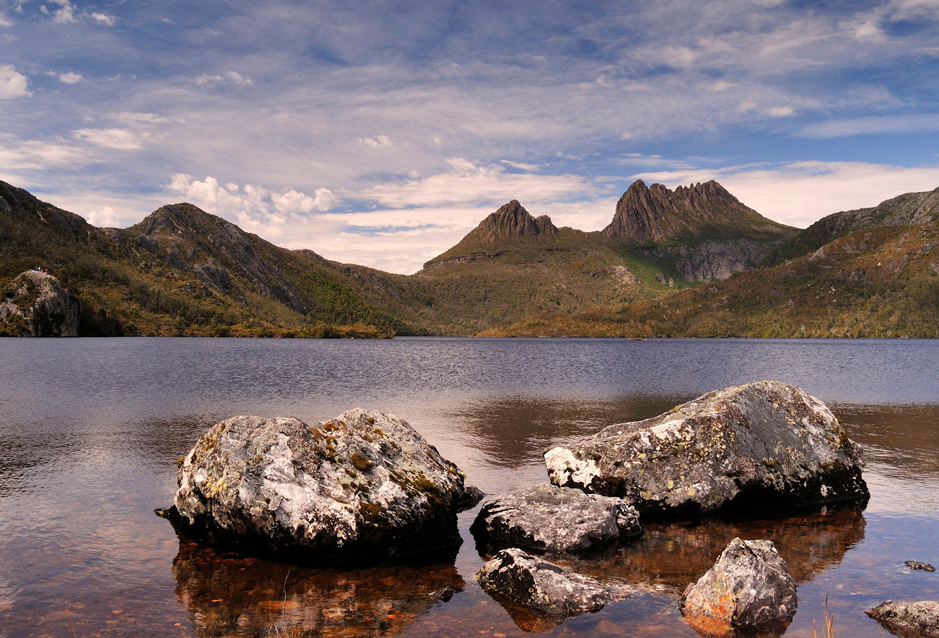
[476,548,630,620]
[470,483,642,556]
[545,381,868,518]
[0,270,79,336]
[866,600,939,638]
[680,537,797,637]
[165,409,480,565]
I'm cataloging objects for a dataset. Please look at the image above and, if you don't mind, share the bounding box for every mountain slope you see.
[487,205,939,338]
[0,181,404,336]
[763,187,939,266]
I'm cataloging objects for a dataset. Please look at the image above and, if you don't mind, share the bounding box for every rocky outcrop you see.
[545,381,868,518]
[906,560,936,572]
[680,538,797,637]
[467,200,558,243]
[0,270,79,336]
[471,484,642,556]
[672,239,776,281]
[476,548,630,619]
[603,180,793,244]
[763,185,939,266]
[866,600,939,637]
[165,409,480,565]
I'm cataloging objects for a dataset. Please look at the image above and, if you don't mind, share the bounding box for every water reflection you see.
[449,394,684,467]
[567,507,866,596]
[172,539,464,638]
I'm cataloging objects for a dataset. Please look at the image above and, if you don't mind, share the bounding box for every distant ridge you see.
[604,179,795,243]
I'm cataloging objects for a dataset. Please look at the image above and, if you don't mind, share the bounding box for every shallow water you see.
[1,337,937,637]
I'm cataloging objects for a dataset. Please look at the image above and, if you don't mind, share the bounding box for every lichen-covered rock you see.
[680,538,797,637]
[0,270,79,336]
[476,548,630,619]
[470,483,642,556]
[545,381,868,518]
[167,409,479,565]
[866,600,939,638]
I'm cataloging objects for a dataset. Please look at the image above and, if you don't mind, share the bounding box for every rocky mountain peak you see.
[604,179,780,244]
[470,200,558,243]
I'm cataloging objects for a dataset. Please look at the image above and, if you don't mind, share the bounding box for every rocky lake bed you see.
[2,337,939,637]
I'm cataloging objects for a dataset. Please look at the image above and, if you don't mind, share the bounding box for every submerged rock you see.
[166,409,478,565]
[905,560,936,572]
[680,538,797,638]
[0,270,79,337]
[545,381,868,518]
[470,483,642,556]
[476,548,630,619]
[866,600,939,637]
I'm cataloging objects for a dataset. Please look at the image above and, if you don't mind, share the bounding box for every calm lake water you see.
[1,337,938,637]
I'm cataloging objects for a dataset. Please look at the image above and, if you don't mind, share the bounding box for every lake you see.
[1,337,937,637]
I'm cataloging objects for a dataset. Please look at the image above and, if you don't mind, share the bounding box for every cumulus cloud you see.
[39,0,115,25]
[0,64,29,98]
[72,128,144,150]
[58,71,82,84]
[195,71,253,86]
[168,174,336,230]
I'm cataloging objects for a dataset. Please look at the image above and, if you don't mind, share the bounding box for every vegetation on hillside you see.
[3,180,938,339]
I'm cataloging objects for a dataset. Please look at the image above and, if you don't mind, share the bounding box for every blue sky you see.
[2,0,939,273]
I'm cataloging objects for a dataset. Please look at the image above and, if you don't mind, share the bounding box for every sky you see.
[2,0,939,274]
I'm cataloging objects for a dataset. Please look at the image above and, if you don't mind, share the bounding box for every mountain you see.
[0,181,404,336]
[6,178,936,339]
[763,186,939,266]
[600,180,799,283]
[485,187,939,339]
[604,180,795,243]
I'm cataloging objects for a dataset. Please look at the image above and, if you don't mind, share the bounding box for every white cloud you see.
[72,128,144,150]
[358,135,392,148]
[168,174,336,230]
[195,71,253,87]
[88,12,116,26]
[39,0,115,25]
[799,113,939,138]
[58,71,82,84]
[767,106,796,118]
[111,112,171,125]
[0,134,87,170]
[0,64,29,98]
[632,161,939,228]
[0,14,13,27]
[358,158,599,209]
[500,160,539,171]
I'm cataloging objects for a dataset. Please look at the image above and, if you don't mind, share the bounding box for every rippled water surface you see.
[1,337,938,637]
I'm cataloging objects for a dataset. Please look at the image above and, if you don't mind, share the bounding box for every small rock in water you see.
[470,483,643,556]
[545,381,869,518]
[680,537,797,638]
[866,600,939,637]
[906,560,937,572]
[166,409,478,565]
[476,548,630,619]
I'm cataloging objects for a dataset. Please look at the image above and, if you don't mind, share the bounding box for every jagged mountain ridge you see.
[604,179,796,244]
